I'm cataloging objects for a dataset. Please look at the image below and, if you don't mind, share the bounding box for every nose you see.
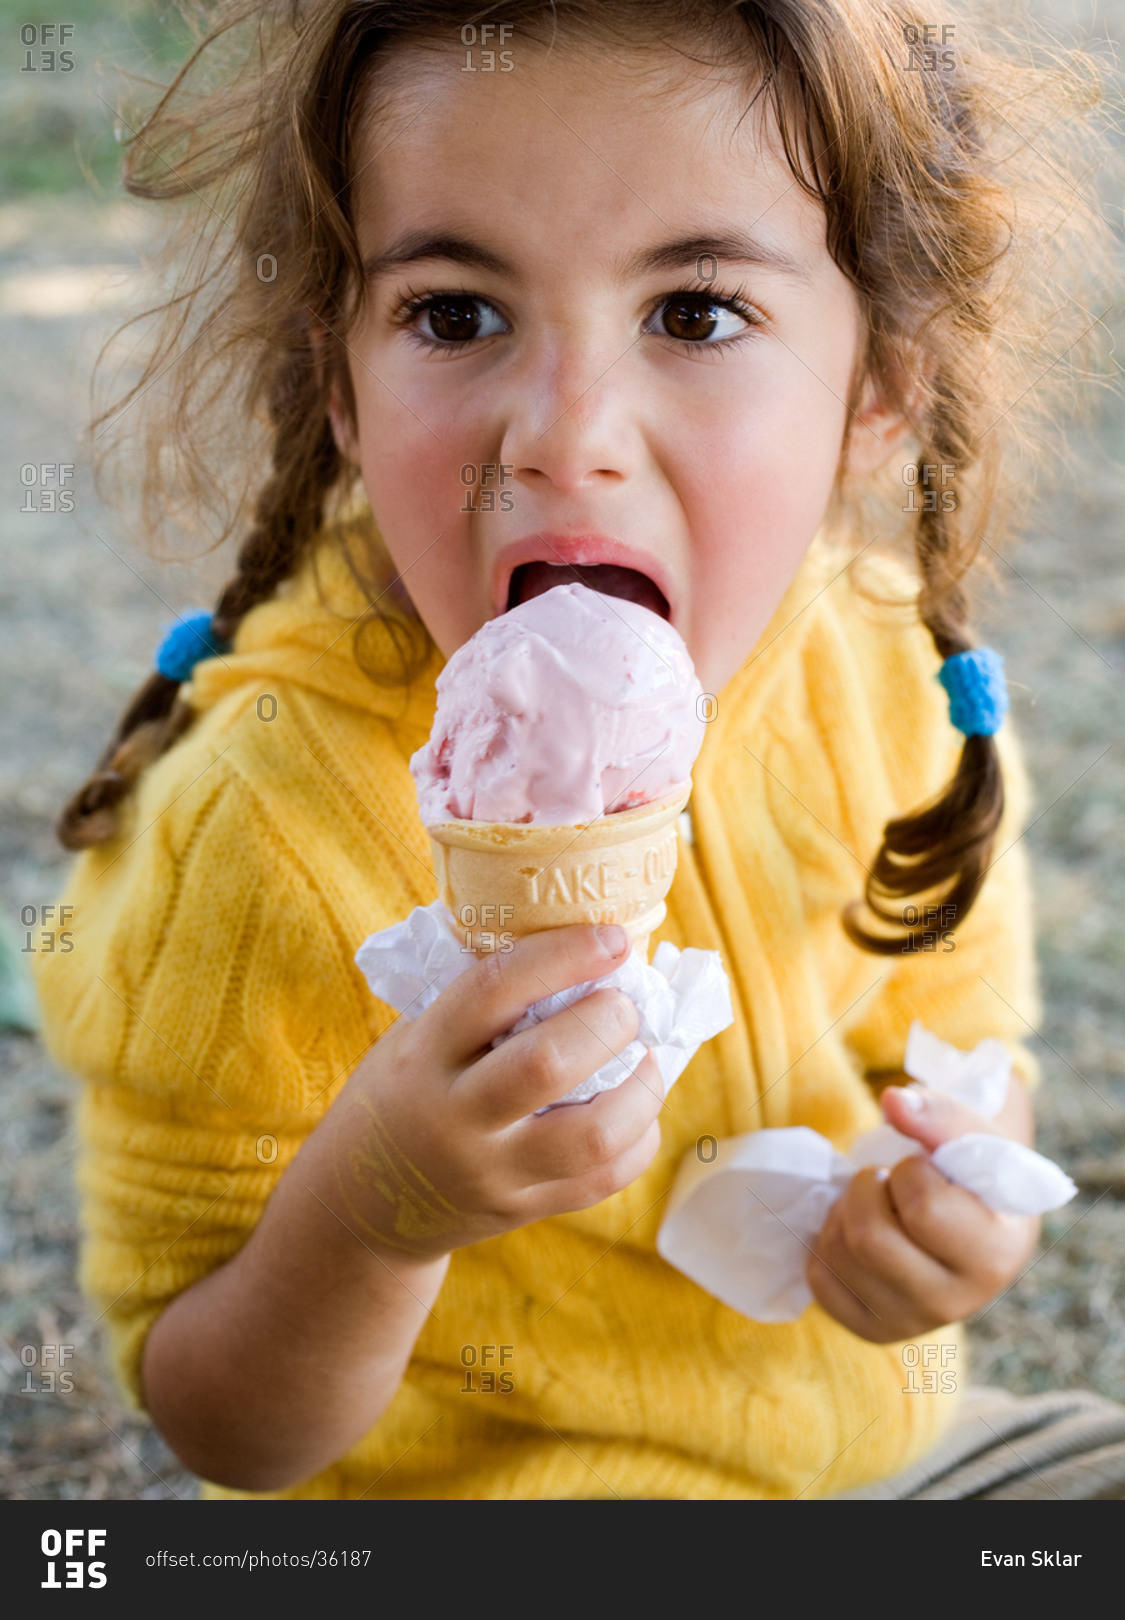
[499,331,642,494]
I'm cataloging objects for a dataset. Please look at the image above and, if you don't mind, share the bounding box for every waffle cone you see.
[426,784,690,960]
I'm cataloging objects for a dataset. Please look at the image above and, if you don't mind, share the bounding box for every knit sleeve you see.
[33,689,435,1410]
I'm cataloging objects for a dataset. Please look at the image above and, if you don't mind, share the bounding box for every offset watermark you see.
[19,22,75,72]
[903,462,956,514]
[902,902,956,952]
[40,1530,107,1591]
[460,1343,515,1392]
[460,462,516,513]
[459,22,515,72]
[903,24,956,72]
[457,903,515,954]
[902,1342,957,1393]
[17,1343,76,1394]
[21,463,75,513]
[256,692,278,722]
[19,904,74,953]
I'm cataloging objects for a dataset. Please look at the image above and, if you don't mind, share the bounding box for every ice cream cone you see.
[426,784,691,960]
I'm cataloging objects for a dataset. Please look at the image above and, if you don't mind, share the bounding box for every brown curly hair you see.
[61,0,1116,951]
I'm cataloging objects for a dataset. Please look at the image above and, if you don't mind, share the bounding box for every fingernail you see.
[595,924,628,957]
[899,1085,927,1113]
[875,1166,890,1182]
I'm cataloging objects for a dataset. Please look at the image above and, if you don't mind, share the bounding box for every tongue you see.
[510,561,669,619]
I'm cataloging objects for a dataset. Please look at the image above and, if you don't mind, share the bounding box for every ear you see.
[308,310,359,464]
[843,369,917,478]
[326,374,359,465]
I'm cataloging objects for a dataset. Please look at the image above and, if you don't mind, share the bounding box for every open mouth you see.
[506,561,670,620]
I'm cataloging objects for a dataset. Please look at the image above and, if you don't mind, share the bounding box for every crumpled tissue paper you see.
[355,898,734,1106]
[656,1021,1077,1322]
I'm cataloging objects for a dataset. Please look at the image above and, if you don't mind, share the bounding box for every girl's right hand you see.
[326,923,663,1259]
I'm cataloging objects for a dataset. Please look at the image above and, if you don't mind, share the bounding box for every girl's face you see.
[331,38,901,694]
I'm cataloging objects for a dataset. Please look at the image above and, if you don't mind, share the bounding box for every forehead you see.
[350,37,832,276]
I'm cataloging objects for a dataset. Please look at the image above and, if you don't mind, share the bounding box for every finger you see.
[807,1226,951,1344]
[881,1082,1005,1152]
[507,1051,665,1182]
[519,1116,664,1223]
[823,1167,954,1302]
[805,1238,960,1343]
[806,1246,891,1339]
[423,923,632,1063]
[459,985,643,1125]
[806,1193,896,1336]
[886,1154,1038,1281]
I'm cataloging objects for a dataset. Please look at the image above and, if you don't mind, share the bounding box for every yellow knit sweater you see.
[35,518,1039,1500]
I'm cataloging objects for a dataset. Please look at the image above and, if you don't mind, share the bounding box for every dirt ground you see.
[2,9,1124,1499]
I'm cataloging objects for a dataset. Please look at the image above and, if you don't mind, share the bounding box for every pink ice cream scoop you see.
[411,583,706,825]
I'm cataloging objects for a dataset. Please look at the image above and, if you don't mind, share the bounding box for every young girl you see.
[36,0,1123,1499]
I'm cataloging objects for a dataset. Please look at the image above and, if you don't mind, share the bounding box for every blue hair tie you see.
[155,611,231,683]
[938,646,1008,737]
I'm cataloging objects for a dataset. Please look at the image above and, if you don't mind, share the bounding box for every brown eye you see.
[650,295,752,345]
[662,298,720,341]
[413,295,508,346]
[422,297,483,343]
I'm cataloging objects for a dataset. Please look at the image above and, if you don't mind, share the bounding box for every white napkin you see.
[656,1021,1077,1322]
[355,898,734,1106]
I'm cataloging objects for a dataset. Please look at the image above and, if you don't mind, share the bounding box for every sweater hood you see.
[184,510,443,742]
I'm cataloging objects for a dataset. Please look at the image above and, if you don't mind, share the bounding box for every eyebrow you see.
[362,228,812,285]
[363,233,512,280]
[625,232,813,285]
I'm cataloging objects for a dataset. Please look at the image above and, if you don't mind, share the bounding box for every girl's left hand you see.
[805,1078,1040,1343]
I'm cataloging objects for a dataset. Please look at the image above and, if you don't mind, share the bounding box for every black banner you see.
[4,1499,1118,1600]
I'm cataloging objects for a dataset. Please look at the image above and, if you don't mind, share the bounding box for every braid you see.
[211,345,342,643]
[58,343,343,851]
[844,397,1005,953]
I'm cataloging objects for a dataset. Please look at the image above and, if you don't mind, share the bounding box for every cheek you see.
[347,369,496,653]
[361,426,456,539]
[675,354,850,688]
